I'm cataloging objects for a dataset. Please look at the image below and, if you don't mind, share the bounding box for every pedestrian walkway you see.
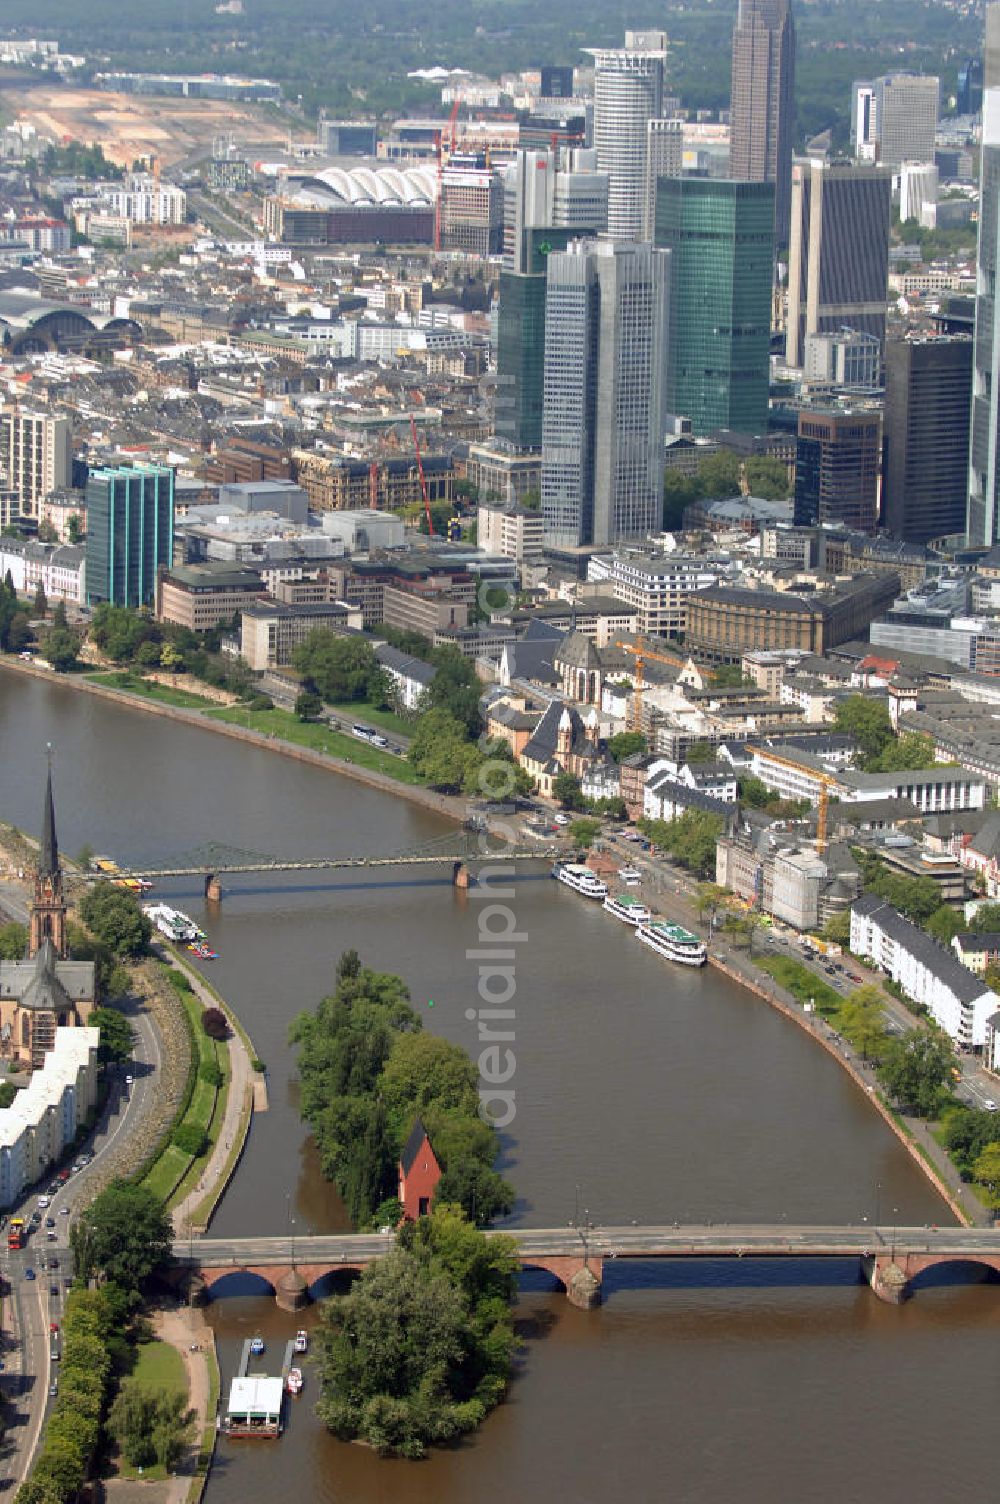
[166,950,261,1236]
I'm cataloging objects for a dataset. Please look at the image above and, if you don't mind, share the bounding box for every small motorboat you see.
[293,1330,308,1354]
[249,1335,265,1356]
[286,1367,303,1395]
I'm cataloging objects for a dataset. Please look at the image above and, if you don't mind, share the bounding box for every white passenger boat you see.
[286,1367,303,1395]
[603,892,651,926]
[143,903,198,943]
[552,863,608,899]
[635,920,707,967]
[293,1330,308,1354]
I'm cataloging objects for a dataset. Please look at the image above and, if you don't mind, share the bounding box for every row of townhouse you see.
[0,1028,99,1208]
[850,896,995,1050]
[0,538,86,604]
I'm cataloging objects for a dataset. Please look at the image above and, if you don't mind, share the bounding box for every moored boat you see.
[293,1330,308,1354]
[286,1367,303,1395]
[635,920,707,967]
[249,1335,265,1356]
[144,903,198,942]
[552,862,608,899]
[603,892,651,926]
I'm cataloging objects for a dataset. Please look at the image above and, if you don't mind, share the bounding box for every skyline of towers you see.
[883,334,972,545]
[728,0,795,243]
[968,87,1000,546]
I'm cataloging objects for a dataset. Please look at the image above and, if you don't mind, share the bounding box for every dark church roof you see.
[400,1118,432,1174]
[0,942,94,1005]
[18,940,73,1013]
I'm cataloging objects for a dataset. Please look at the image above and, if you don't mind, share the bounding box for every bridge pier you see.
[566,1264,602,1310]
[275,1268,310,1312]
[452,861,470,889]
[204,872,222,904]
[864,1255,911,1305]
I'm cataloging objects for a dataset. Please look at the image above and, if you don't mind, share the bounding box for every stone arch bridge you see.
[170,1225,1000,1311]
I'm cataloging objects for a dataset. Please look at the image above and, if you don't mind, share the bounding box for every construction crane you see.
[368,460,379,511]
[409,415,435,535]
[614,635,687,733]
[434,99,462,254]
[747,745,839,854]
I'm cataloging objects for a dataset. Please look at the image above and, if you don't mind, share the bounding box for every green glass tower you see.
[654,177,774,436]
[85,463,174,607]
[495,226,585,452]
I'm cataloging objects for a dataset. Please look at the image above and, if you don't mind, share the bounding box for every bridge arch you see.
[195,1266,283,1301]
[905,1254,1000,1291]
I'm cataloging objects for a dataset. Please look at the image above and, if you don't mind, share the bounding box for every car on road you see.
[47,1258,59,1270]
[49,1285,58,1297]
[59,1206,69,1216]
[985,1100,998,1112]
[848,973,862,983]
[49,1381,57,1397]
[36,1196,50,1209]
[44,1216,54,1228]
[553,812,571,826]
[24,1268,34,1280]
[49,1321,58,1333]
[57,1169,70,1182]
[125,1074,134,1086]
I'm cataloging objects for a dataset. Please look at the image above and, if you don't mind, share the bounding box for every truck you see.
[7,1218,25,1250]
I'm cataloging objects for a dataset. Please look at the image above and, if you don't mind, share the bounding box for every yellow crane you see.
[614,635,688,733]
[748,745,840,854]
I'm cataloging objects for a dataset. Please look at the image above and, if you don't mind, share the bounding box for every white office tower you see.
[851,82,877,161]
[585,31,667,240]
[644,118,683,239]
[541,239,670,549]
[969,89,1000,545]
[898,161,939,224]
[503,149,609,271]
[0,410,72,518]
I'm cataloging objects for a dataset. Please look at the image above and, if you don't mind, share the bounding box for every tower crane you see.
[409,415,435,535]
[746,745,840,854]
[614,635,688,733]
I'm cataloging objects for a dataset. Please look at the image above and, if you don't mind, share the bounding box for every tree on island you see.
[314,1205,518,1457]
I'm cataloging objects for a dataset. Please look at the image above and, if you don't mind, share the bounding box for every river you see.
[2,667,999,1502]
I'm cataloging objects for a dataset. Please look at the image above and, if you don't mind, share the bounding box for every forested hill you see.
[0,0,982,144]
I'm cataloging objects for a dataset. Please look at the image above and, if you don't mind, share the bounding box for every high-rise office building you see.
[785,158,892,368]
[439,159,505,256]
[851,73,939,167]
[585,32,666,241]
[643,118,683,240]
[0,410,72,518]
[495,151,608,451]
[540,65,575,100]
[728,0,795,244]
[883,335,972,544]
[988,4,1000,89]
[85,464,174,607]
[793,409,880,532]
[851,83,877,161]
[541,239,670,549]
[654,177,774,436]
[958,56,984,115]
[969,89,1000,545]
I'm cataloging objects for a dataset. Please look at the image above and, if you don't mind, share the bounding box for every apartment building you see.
[1,409,72,517]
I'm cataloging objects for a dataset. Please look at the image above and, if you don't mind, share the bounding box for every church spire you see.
[30,751,66,959]
[40,750,58,879]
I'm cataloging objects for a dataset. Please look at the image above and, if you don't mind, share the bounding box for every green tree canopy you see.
[293,629,379,703]
[0,921,27,960]
[408,707,481,791]
[71,1181,173,1294]
[875,1032,954,1118]
[552,773,585,810]
[79,881,151,957]
[90,1006,135,1065]
[607,731,647,763]
[425,645,483,737]
[640,809,724,879]
[567,817,601,849]
[832,695,893,761]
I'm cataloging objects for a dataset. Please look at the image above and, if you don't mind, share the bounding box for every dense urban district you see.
[1,0,1000,1494]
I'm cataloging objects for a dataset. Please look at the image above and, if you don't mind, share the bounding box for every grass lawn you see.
[132,1338,188,1397]
[327,699,413,739]
[206,705,421,783]
[756,955,843,1017]
[87,671,217,710]
[118,1341,189,1482]
[142,973,228,1207]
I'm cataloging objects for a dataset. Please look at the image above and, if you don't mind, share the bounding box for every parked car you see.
[24,1269,34,1281]
[553,812,571,826]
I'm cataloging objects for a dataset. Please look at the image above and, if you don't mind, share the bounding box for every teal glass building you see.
[654,178,774,437]
[85,464,174,606]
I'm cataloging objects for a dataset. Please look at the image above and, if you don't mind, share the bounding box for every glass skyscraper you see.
[85,464,174,606]
[654,177,774,437]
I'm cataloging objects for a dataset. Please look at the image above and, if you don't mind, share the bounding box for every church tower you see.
[29,764,67,958]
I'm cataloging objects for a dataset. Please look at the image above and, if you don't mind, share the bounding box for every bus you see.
[8,1218,25,1250]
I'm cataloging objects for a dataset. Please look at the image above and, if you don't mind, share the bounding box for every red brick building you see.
[398,1118,441,1220]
